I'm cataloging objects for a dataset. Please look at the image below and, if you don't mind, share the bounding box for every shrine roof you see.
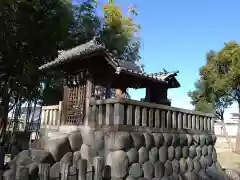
[38,38,180,88]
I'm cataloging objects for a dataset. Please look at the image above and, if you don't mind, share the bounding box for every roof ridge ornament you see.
[115,66,122,74]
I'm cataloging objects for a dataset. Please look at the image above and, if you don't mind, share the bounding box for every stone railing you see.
[41,101,64,127]
[89,98,215,133]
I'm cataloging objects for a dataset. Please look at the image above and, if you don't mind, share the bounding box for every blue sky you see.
[74,0,240,120]
[99,0,240,120]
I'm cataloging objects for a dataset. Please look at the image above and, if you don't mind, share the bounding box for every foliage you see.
[188,50,233,120]
[0,0,72,142]
[100,0,141,62]
[0,0,141,142]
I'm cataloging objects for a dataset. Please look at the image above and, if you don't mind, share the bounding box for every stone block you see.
[138,147,149,164]
[107,150,129,178]
[44,137,72,161]
[60,152,73,166]
[164,160,173,176]
[143,133,154,149]
[149,147,158,164]
[105,131,132,151]
[163,133,173,146]
[129,163,143,178]
[127,148,138,165]
[154,161,164,178]
[159,146,168,163]
[152,133,164,148]
[142,161,154,180]
[168,146,175,161]
[68,131,83,151]
[131,132,145,149]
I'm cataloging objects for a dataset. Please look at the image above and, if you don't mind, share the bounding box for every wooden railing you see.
[41,101,64,126]
[89,98,215,133]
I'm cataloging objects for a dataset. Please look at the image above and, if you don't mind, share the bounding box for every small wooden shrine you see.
[39,37,180,125]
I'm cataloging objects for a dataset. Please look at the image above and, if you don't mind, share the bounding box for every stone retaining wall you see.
[25,129,221,180]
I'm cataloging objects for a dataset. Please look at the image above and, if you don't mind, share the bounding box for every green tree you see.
[189,51,233,120]
[0,0,73,142]
[100,0,141,62]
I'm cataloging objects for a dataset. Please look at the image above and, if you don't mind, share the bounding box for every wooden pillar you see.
[62,74,69,125]
[145,87,151,102]
[85,75,94,127]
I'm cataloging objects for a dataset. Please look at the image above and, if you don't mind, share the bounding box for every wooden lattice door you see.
[66,73,87,125]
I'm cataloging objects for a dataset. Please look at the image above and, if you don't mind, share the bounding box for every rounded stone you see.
[196,146,202,158]
[80,144,96,163]
[205,135,212,145]
[181,146,188,159]
[172,159,180,173]
[127,148,138,164]
[73,151,81,166]
[44,137,72,162]
[50,162,60,178]
[183,171,198,180]
[189,145,196,159]
[193,159,200,172]
[138,178,148,180]
[186,134,193,146]
[200,156,207,169]
[105,132,132,151]
[179,134,187,147]
[202,145,208,157]
[60,152,73,166]
[179,158,187,173]
[172,134,180,147]
[208,145,213,156]
[186,157,193,172]
[126,175,136,180]
[27,163,39,179]
[175,146,182,160]
[161,177,170,180]
[163,133,173,146]
[212,135,217,145]
[143,133,154,149]
[131,132,145,149]
[193,135,199,145]
[106,150,129,178]
[152,178,161,180]
[129,163,143,178]
[81,130,95,146]
[152,133,164,148]
[199,135,206,147]
[49,162,60,179]
[159,146,168,163]
[170,173,179,180]
[68,132,83,151]
[164,160,173,176]
[94,131,105,151]
[138,147,149,164]
[149,147,159,164]
[212,148,217,163]
[206,155,213,166]
[142,161,154,180]
[154,161,164,178]
[168,146,175,160]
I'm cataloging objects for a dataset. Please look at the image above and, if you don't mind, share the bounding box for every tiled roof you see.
[38,37,180,86]
[39,39,104,71]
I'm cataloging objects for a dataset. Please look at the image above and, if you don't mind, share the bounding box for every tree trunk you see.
[0,85,9,145]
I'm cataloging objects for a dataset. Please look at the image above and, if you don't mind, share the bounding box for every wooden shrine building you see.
[39,37,180,125]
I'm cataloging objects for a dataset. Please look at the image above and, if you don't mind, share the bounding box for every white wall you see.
[214,123,238,137]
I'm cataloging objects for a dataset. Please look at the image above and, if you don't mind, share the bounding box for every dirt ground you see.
[216,136,240,170]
